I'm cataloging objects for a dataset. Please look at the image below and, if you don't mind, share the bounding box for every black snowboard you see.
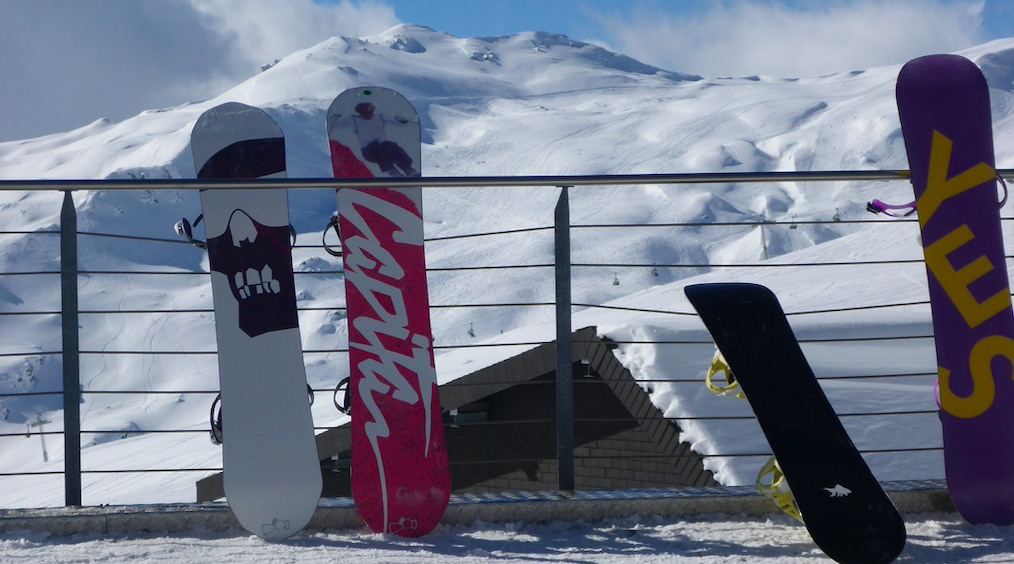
[685,283,905,564]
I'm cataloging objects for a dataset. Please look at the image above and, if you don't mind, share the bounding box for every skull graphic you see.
[207,209,298,338]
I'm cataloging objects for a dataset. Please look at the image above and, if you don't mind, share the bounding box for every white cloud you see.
[596,0,988,78]
[187,0,399,70]
[0,0,399,142]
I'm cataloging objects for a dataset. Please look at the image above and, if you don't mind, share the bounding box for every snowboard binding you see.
[705,349,744,399]
[174,214,208,249]
[333,376,351,415]
[705,347,801,520]
[210,392,223,444]
[865,199,916,218]
[867,172,1008,217]
[174,213,299,250]
[756,456,803,522]
[322,214,343,257]
[210,384,316,445]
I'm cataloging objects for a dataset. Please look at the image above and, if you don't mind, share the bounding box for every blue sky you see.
[0,0,1010,142]
[373,0,1014,44]
[369,0,611,40]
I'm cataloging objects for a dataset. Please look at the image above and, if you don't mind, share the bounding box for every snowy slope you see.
[0,513,1006,563]
[2,25,1014,507]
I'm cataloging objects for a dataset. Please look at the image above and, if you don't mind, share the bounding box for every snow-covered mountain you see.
[3,24,1014,507]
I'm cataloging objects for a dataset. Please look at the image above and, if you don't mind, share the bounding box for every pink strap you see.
[868,174,1006,219]
[866,199,916,217]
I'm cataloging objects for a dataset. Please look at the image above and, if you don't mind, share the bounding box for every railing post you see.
[60,190,81,506]
[554,186,574,491]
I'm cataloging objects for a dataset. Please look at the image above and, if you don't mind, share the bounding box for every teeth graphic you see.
[235,273,249,299]
[234,264,282,300]
[247,268,262,293]
[263,265,281,294]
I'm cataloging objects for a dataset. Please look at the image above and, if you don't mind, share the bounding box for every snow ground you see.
[3,513,1012,563]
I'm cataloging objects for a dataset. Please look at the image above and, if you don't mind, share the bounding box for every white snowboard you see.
[191,102,321,540]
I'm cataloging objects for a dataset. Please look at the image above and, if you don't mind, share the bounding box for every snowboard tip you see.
[685,282,773,302]
[326,86,415,117]
[898,53,985,88]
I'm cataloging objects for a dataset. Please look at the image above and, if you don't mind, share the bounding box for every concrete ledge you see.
[0,480,954,537]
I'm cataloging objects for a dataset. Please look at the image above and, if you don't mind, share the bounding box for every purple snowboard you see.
[897,54,1014,524]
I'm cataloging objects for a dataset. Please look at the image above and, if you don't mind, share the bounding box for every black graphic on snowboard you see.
[198,138,285,179]
[206,209,297,338]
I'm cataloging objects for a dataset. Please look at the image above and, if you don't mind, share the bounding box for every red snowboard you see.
[326,86,449,537]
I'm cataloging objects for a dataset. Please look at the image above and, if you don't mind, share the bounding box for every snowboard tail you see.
[686,283,905,564]
[326,87,450,537]
[897,54,1014,524]
[192,102,321,540]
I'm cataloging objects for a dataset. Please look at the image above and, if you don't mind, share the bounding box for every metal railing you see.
[0,170,916,192]
[0,169,987,508]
